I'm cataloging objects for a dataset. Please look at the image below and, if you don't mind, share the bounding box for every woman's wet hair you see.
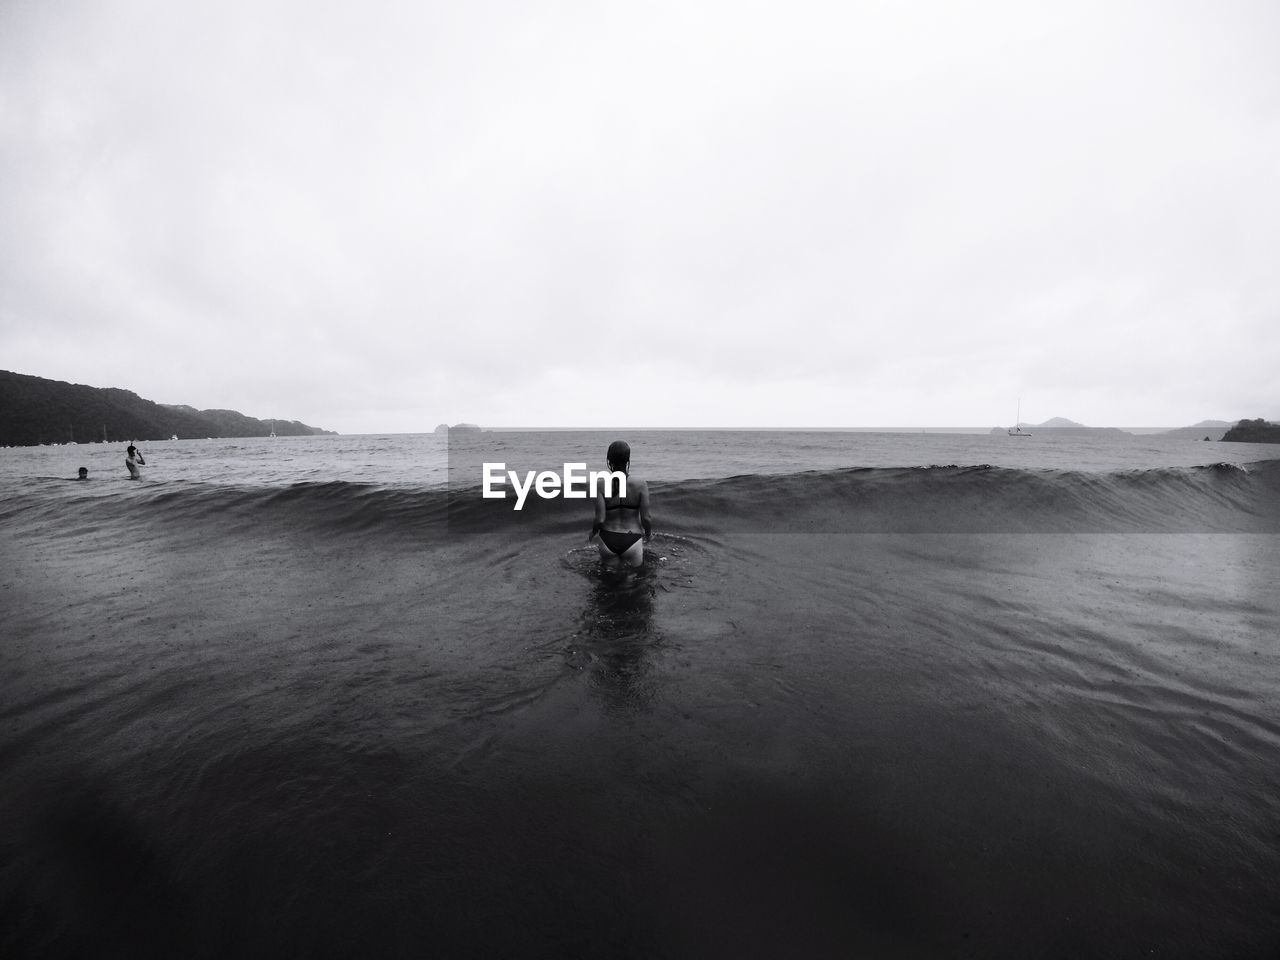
[606,440,630,471]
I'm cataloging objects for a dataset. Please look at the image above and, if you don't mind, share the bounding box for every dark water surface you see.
[3,448,1280,958]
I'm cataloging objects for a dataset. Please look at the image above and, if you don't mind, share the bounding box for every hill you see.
[1155,420,1232,441]
[989,417,1131,437]
[995,420,1234,441]
[1221,418,1280,444]
[0,370,336,446]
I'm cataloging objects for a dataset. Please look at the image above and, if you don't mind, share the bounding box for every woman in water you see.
[589,440,652,567]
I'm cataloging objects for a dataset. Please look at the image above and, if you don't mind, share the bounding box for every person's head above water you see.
[77,467,88,480]
[606,440,630,473]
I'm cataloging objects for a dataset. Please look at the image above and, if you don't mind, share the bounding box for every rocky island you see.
[434,423,483,434]
[1221,418,1280,443]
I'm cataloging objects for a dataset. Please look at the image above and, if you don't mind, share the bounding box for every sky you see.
[1,0,1277,433]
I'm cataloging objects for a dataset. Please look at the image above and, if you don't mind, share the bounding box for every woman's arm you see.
[590,490,605,540]
[639,480,653,540]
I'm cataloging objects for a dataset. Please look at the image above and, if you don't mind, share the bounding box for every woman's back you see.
[592,440,652,566]
[602,481,646,532]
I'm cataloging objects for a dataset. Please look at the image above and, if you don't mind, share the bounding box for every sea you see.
[2,430,1279,958]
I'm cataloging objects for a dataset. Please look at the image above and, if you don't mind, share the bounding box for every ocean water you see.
[11,428,1279,489]
[3,432,1280,958]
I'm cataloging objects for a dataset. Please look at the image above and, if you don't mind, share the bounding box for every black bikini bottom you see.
[599,530,643,556]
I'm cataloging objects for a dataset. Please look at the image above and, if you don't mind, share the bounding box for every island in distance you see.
[0,370,336,446]
[989,417,1255,441]
[434,423,483,434]
[990,416,1131,438]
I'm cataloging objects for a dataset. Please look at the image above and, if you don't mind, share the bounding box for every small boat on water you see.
[1008,399,1032,437]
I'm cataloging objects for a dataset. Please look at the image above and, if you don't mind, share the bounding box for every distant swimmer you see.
[589,440,652,567]
[76,467,88,481]
[125,442,145,479]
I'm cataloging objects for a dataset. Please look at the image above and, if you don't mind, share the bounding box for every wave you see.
[447,459,1279,535]
[655,460,1280,535]
[6,461,1279,541]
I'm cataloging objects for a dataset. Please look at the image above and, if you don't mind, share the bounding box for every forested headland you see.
[0,370,336,446]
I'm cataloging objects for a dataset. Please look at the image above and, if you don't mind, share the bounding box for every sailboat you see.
[269,420,277,438]
[1007,399,1032,437]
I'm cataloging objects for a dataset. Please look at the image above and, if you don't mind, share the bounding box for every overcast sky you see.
[2,0,1277,432]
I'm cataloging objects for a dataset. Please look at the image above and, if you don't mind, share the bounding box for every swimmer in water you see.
[125,442,145,479]
[589,440,652,567]
[76,467,88,480]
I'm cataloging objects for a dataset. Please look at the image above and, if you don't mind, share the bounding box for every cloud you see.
[2,0,1278,429]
